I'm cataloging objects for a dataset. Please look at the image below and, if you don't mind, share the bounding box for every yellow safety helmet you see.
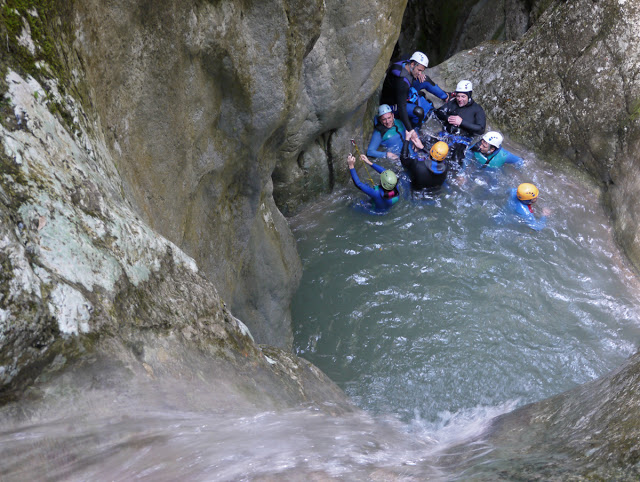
[517,183,539,201]
[430,141,449,161]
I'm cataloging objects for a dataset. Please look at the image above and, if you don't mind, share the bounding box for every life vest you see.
[388,61,413,88]
[407,87,419,103]
[376,185,400,200]
[375,119,404,143]
[474,147,521,168]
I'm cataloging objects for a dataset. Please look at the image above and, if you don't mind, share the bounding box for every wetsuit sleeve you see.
[370,162,386,175]
[504,150,523,167]
[413,76,448,100]
[392,78,414,131]
[459,105,486,136]
[527,216,547,231]
[521,209,546,231]
[366,130,387,159]
[399,140,416,170]
[350,168,377,198]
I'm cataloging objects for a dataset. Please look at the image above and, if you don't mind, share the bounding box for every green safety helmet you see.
[380,170,398,190]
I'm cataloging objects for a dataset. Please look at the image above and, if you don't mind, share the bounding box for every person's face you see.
[410,62,426,79]
[478,139,493,154]
[379,112,394,128]
[456,92,469,107]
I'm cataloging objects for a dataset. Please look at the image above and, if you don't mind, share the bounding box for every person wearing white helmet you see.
[380,51,445,141]
[366,104,407,160]
[470,131,523,169]
[433,79,486,167]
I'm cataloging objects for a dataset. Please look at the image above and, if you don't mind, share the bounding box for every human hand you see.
[417,71,426,83]
[411,136,424,150]
[347,154,356,169]
[448,115,462,126]
[542,207,551,216]
[360,154,372,165]
[386,152,399,160]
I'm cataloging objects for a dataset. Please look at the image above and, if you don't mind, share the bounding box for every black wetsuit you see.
[434,98,486,138]
[380,61,416,131]
[400,140,448,190]
[434,97,486,167]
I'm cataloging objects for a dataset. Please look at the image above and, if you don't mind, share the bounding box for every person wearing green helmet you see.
[347,153,400,211]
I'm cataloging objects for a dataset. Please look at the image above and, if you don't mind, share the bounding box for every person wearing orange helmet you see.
[399,131,449,190]
[506,183,547,230]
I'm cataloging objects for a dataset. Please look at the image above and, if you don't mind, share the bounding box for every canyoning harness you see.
[351,139,375,187]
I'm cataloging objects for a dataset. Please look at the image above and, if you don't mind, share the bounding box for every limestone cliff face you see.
[68,0,405,347]
[0,0,403,397]
[0,70,352,413]
[431,0,640,270]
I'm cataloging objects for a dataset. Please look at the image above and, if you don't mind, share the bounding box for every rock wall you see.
[397,0,546,65]
[67,0,405,348]
[0,0,404,398]
[0,69,352,413]
[431,0,640,270]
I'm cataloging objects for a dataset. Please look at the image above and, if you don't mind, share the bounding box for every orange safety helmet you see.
[517,183,539,201]
[430,141,449,161]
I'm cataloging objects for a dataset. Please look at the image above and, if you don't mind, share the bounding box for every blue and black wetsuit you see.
[367,119,406,159]
[400,140,448,190]
[471,145,523,168]
[381,59,448,131]
[380,60,416,131]
[434,98,486,168]
[506,188,546,231]
[350,163,400,211]
[412,76,449,103]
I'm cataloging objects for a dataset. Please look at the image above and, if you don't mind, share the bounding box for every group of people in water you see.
[348,51,547,231]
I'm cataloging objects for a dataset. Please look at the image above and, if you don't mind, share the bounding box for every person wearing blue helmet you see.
[367,104,406,160]
[471,131,523,169]
[347,153,400,211]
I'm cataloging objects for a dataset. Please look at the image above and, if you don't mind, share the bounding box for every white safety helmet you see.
[456,80,473,93]
[482,131,503,148]
[378,104,393,117]
[409,51,429,68]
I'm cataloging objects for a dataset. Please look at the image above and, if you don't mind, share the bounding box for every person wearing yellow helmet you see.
[398,131,449,190]
[347,153,400,211]
[506,182,547,230]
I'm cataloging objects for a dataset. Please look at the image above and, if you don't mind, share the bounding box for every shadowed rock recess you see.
[1,0,640,478]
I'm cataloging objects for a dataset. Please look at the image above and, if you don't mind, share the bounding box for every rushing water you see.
[291,139,640,428]
[2,140,640,481]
